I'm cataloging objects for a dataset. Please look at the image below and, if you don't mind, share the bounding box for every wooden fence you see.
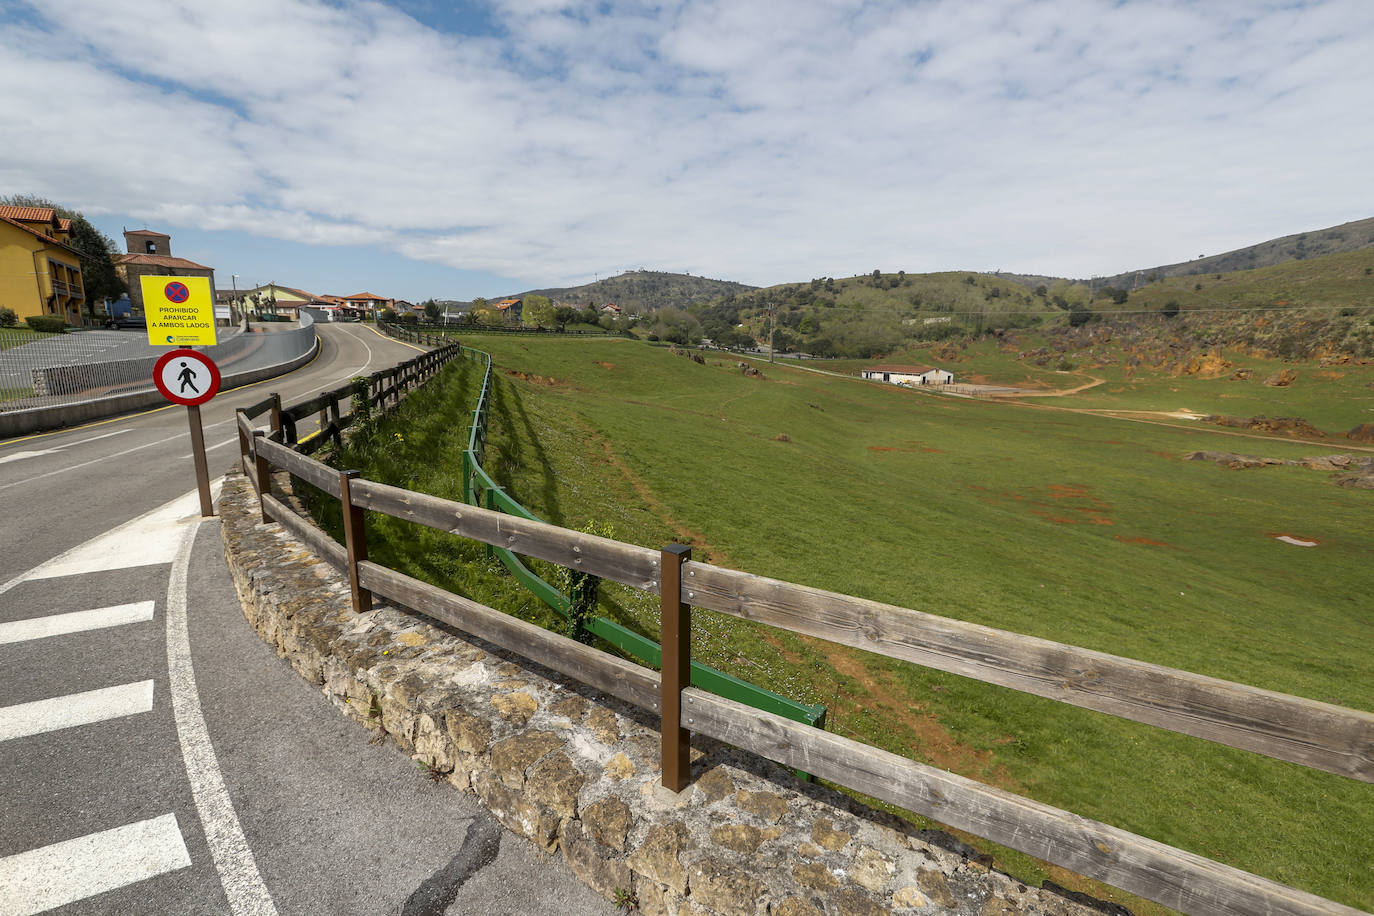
[234,343,1372,916]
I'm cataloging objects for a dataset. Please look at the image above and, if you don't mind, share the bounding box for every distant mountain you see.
[1087,216,1374,291]
[514,270,755,312]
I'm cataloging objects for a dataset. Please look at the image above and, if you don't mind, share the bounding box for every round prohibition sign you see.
[153,349,221,406]
[164,281,190,303]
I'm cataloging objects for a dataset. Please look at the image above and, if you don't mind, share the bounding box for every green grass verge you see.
[0,328,54,352]
[313,337,1373,911]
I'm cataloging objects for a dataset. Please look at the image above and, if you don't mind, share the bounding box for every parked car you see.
[106,315,146,330]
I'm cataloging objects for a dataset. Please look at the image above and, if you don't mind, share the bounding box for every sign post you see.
[153,349,221,517]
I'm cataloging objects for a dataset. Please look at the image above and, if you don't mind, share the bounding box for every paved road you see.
[0,323,613,915]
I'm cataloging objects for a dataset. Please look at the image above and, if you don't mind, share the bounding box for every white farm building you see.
[860,364,954,387]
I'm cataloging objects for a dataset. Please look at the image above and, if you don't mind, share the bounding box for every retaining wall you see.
[0,327,319,439]
[219,467,1113,916]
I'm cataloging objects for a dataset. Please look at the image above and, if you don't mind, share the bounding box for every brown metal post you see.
[340,470,372,613]
[660,543,692,792]
[251,430,272,524]
[187,404,214,518]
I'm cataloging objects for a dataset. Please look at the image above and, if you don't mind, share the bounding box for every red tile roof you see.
[865,364,935,374]
[344,292,390,301]
[57,218,71,231]
[124,228,171,238]
[0,216,82,255]
[116,253,213,270]
[0,205,57,222]
[260,284,318,301]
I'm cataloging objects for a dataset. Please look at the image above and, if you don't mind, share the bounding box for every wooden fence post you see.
[236,409,250,475]
[661,543,692,792]
[252,430,271,524]
[339,470,372,613]
[268,393,283,439]
[329,396,342,448]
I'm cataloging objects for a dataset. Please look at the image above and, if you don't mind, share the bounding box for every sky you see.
[2,0,1371,302]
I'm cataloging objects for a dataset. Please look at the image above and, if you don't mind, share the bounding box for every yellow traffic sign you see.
[141,275,218,346]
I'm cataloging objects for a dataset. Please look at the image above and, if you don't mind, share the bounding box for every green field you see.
[322,336,1373,912]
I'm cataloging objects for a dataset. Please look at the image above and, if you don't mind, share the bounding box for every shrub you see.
[25,315,66,333]
[1162,300,1181,319]
[1068,304,1094,327]
[0,307,16,328]
[399,312,419,325]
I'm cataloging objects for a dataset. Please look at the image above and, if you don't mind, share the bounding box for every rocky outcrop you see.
[1185,450,1374,489]
[219,468,1109,915]
[1201,414,1326,438]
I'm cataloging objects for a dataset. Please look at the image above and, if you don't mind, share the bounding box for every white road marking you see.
[166,521,278,916]
[0,681,154,742]
[0,481,222,590]
[178,436,244,460]
[0,429,131,465]
[0,601,155,645]
[0,813,192,915]
[0,432,184,493]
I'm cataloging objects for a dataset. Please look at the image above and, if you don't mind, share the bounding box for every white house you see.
[860,364,954,386]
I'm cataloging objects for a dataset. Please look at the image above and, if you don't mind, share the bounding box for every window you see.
[146,240,157,253]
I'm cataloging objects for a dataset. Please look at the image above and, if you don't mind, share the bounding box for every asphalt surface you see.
[0,323,613,915]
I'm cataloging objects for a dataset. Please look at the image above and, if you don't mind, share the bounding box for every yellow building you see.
[0,206,86,324]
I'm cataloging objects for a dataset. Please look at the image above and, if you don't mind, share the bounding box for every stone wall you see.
[219,468,1110,916]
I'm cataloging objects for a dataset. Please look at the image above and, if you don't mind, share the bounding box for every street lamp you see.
[231,274,240,326]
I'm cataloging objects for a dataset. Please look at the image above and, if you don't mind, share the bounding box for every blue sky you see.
[3,0,1371,302]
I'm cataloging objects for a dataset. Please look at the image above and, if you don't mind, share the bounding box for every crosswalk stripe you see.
[0,601,155,646]
[0,681,155,743]
[0,813,192,915]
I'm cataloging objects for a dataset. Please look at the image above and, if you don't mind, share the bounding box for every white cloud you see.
[2,0,1371,290]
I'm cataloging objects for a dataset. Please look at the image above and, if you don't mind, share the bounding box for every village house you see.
[860,364,954,386]
[0,206,86,324]
[493,297,522,324]
[227,282,333,321]
[114,229,216,319]
[341,292,395,319]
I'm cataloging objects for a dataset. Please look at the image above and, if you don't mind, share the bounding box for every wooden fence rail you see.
[234,350,1372,916]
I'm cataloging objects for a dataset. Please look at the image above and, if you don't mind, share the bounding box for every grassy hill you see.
[1087,216,1374,291]
[515,269,755,313]
[325,335,1373,912]
[684,246,1374,363]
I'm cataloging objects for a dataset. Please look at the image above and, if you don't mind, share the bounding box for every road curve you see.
[0,323,613,916]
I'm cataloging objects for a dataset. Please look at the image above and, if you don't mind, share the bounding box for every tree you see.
[423,299,441,321]
[0,193,126,322]
[470,297,497,324]
[1161,300,1181,319]
[1068,304,1094,327]
[522,294,556,327]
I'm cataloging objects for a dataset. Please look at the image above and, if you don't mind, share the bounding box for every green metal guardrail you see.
[454,345,826,729]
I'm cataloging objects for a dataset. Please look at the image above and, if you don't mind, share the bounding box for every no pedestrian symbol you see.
[164,281,190,303]
[153,349,221,407]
